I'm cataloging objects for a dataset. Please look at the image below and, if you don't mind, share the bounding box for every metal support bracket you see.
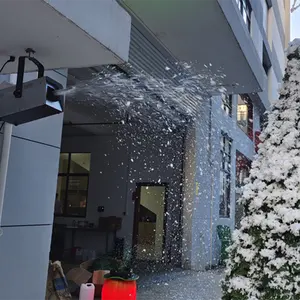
[13,48,45,98]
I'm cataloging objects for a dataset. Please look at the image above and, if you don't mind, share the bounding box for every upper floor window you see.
[237,95,253,140]
[262,44,271,75]
[236,151,251,189]
[222,94,233,117]
[236,0,252,31]
[56,153,91,217]
[219,134,232,218]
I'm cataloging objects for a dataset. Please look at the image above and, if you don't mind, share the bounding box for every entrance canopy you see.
[0,0,131,74]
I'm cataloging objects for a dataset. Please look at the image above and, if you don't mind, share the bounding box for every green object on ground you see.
[104,274,139,281]
[90,256,119,272]
[104,269,139,281]
[217,225,232,265]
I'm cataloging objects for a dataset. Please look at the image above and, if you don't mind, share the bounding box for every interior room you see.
[49,68,187,284]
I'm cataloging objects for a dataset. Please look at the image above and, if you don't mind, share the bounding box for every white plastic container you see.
[79,283,95,300]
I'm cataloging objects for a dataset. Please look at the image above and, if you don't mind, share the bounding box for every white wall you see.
[251,14,263,62]
[277,0,286,29]
[56,128,184,262]
[267,8,274,48]
[268,67,280,104]
[181,99,215,270]
[272,11,285,73]
[260,0,268,32]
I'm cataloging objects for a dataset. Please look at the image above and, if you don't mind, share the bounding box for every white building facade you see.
[0,0,291,298]
[181,0,291,270]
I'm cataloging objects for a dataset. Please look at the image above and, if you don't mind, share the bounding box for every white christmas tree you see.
[222,39,300,300]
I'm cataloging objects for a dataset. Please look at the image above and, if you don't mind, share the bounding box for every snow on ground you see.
[72,269,222,300]
[137,269,223,300]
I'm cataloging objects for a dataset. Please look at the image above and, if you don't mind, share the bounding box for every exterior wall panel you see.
[251,15,263,62]
[0,225,52,300]
[0,70,66,299]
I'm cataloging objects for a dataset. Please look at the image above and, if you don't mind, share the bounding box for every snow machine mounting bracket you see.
[13,48,45,98]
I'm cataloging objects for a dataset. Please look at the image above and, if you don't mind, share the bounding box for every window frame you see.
[219,134,232,218]
[56,152,91,218]
[222,94,233,117]
[236,151,252,189]
[262,43,271,75]
[236,0,252,32]
[237,94,254,140]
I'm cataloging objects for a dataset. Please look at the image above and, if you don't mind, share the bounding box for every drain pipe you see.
[0,123,13,236]
[208,98,214,268]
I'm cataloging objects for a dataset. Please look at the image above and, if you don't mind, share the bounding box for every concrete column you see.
[0,69,67,299]
[182,99,218,271]
[182,126,196,269]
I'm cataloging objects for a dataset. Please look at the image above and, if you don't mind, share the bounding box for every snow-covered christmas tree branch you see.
[222,39,300,300]
[291,0,300,12]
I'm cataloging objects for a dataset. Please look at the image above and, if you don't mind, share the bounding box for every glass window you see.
[56,153,91,217]
[236,151,251,189]
[262,44,271,75]
[222,94,233,117]
[219,134,232,218]
[59,153,69,173]
[237,95,253,140]
[69,153,91,174]
[56,176,67,215]
[65,176,89,217]
[235,0,252,31]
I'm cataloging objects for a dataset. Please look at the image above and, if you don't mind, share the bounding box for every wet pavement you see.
[72,269,223,300]
[137,269,223,300]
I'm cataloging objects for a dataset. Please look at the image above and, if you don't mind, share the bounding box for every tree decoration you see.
[223,39,300,300]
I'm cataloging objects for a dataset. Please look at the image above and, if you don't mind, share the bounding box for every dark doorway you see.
[132,183,168,262]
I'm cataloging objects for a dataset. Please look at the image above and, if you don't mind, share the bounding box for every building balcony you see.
[120,0,266,95]
[0,0,131,73]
